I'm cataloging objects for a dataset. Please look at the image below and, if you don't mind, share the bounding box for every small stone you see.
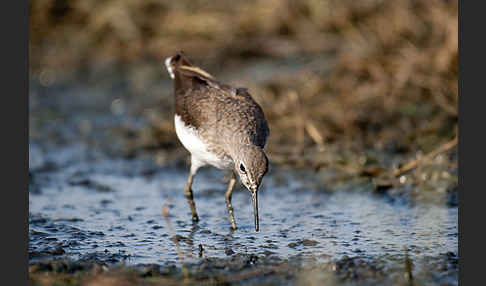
[288,242,298,248]
[225,248,235,256]
[301,239,318,246]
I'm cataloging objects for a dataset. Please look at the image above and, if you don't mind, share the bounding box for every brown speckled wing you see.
[173,64,269,155]
[229,88,269,149]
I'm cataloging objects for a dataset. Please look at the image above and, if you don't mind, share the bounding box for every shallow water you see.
[29,64,457,285]
[29,154,457,267]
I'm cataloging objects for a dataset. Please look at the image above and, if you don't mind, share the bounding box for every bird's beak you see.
[250,187,259,232]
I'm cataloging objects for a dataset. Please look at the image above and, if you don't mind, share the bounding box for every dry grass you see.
[30,0,458,174]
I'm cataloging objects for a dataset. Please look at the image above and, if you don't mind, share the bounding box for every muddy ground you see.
[29,61,457,285]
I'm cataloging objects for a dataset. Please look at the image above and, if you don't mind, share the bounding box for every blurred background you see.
[29,1,458,284]
[30,0,458,194]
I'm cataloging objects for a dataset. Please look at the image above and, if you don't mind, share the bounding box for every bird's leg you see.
[184,170,199,222]
[225,172,237,230]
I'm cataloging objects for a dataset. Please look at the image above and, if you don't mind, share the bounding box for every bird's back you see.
[172,59,269,158]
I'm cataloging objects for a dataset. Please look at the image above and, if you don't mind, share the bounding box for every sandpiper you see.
[165,52,269,231]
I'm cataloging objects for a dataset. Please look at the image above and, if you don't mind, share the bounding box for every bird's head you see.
[233,144,269,231]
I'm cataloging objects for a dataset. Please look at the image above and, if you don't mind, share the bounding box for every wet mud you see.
[29,69,457,285]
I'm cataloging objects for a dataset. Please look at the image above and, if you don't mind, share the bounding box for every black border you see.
[459,0,479,285]
[2,0,29,283]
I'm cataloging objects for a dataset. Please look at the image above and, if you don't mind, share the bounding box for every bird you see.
[165,52,269,231]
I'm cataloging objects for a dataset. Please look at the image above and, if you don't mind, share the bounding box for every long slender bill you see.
[251,190,259,231]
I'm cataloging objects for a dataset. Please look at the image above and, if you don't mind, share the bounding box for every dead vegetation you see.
[30,0,458,185]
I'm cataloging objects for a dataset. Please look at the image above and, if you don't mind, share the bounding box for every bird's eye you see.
[239,163,246,173]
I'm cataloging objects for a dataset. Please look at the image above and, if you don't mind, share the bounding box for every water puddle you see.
[29,157,457,267]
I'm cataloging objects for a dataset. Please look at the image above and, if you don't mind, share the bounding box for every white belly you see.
[174,115,231,169]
